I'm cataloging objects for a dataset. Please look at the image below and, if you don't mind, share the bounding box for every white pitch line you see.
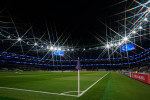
[0,87,78,97]
[62,91,78,94]
[0,72,109,98]
[79,72,109,97]
[62,91,83,94]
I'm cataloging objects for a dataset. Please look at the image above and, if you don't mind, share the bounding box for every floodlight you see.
[123,37,128,41]
[71,49,74,51]
[144,18,148,22]
[34,43,38,46]
[121,41,124,43]
[47,46,49,49]
[50,46,54,50]
[7,35,11,39]
[114,43,117,46]
[106,44,110,48]
[110,43,114,46]
[58,47,61,51]
[132,30,136,34]
[17,37,22,41]
[118,42,122,46]
[26,41,30,45]
[139,26,142,30]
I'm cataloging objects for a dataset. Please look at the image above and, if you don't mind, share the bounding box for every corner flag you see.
[76,57,81,70]
[76,57,81,97]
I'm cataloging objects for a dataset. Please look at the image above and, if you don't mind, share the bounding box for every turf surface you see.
[0,71,149,100]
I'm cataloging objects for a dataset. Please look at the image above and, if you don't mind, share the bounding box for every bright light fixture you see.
[47,46,49,49]
[139,26,142,30]
[17,38,22,41]
[118,42,122,45]
[7,35,11,39]
[144,18,148,21]
[50,46,54,50]
[34,43,38,46]
[114,43,117,46]
[58,47,61,51]
[121,41,124,43]
[110,43,114,46]
[106,44,110,48]
[71,49,74,51]
[26,41,30,45]
[123,37,128,41]
[132,30,136,34]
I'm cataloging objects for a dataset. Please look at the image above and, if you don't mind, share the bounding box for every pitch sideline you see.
[0,87,78,97]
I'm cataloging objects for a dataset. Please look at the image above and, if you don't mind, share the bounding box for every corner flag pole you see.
[76,57,81,97]
[78,68,80,97]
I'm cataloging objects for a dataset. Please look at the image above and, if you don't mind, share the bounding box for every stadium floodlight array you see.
[0,47,150,66]
[1,47,150,61]
[105,1,150,49]
[49,48,150,61]
[0,26,75,53]
[1,1,150,54]
[105,36,129,49]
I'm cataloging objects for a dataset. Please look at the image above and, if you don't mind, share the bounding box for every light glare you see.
[139,26,142,30]
[106,44,110,48]
[132,30,136,34]
[17,38,22,41]
[34,43,38,46]
[110,43,114,46]
[123,37,128,41]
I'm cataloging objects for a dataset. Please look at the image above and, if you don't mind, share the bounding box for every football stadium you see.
[0,0,150,100]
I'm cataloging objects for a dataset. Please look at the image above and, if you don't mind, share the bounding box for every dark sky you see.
[0,0,126,46]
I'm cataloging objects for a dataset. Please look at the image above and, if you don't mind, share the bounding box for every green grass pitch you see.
[0,71,150,100]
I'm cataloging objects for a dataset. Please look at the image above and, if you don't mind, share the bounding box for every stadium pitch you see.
[0,71,150,100]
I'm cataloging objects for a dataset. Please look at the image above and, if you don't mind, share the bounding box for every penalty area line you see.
[79,72,109,97]
[0,87,78,97]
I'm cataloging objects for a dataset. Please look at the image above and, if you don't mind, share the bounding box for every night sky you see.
[0,0,126,46]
